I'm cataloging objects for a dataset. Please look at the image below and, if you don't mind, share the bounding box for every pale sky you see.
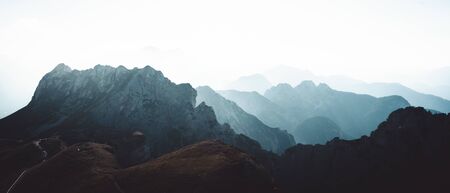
[1,0,450,117]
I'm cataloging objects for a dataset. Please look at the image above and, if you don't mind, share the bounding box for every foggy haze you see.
[1,0,450,117]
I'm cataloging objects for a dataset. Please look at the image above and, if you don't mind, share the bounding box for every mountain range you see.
[227,66,450,113]
[343,82,450,113]
[220,81,409,139]
[1,64,450,193]
[0,64,268,166]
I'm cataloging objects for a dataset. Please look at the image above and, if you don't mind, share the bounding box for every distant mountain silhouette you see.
[276,107,450,193]
[344,82,450,113]
[196,86,295,153]
[218,90,291,130]
[220,81,409,140]
[0,64,267,166]
[264,81,410,138]
[293,116,344,144]
[220,81,410,140]
[418,84,450,101]
[414,66,450,99]
[226,74,272,94]
[239,65,450,113]
[262,65,317,86]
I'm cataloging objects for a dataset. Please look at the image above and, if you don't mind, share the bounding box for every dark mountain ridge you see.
[276,107,450,193]
[3,106,450,193]
[3,140,276,193]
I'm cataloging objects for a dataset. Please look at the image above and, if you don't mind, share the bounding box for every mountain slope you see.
[116,140,276,193]
[264,81,410,138]
[217,90,291,130]
[0,64,265,166]
[8,140,276,193]
[276,107,450,193]
[196,86,295,153]
[293,116,343,144]
[0,138,66,192]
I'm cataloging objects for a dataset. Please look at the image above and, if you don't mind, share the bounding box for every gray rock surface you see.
[0,64,265,165]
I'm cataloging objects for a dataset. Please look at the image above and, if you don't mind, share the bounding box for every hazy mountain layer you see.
[264,81,410,138]
[232,66,450,113]
[276,107,450,193]
[344,82,450,113]
[196,86,295,153]
[293,116,343,144]
[220,83,409,140]
[218,90,291,130]
[0,64,265,166]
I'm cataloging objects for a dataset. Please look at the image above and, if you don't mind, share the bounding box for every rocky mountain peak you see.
[197,86,215,94]
[1,64,269,165]
[51,63,72,73]
[295,80,315,91]
[93,64,114,70]
[274,83,294,89]
[317,83,331,90]
[265,83,295,96]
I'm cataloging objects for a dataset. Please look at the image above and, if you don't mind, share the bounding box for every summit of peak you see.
[296,80,315,88]
[52,63,72,72]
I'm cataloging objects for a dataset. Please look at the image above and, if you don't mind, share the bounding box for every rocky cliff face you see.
[0,64,264,166]
[276,107,450,193]
[264,81,410,138]
[196,86,295,154]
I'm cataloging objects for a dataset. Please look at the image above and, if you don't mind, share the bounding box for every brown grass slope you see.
[7,140,276,193]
